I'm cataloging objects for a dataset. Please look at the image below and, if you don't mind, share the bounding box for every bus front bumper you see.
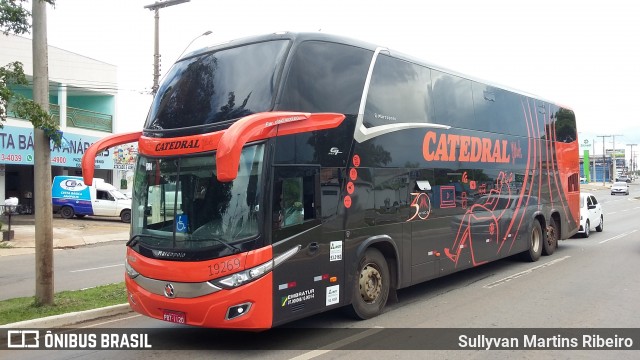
[125,273,273,329]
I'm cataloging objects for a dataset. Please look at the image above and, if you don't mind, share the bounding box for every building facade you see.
[0,34,130,212]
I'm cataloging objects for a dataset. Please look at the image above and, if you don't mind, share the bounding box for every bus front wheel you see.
[348,248,390,320]
[60,206,75,219]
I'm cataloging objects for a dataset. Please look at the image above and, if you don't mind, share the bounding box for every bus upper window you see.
[279,41,371,115]
[146,40,290,132]
[364,54,434,127]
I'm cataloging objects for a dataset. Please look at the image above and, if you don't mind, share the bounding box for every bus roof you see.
[182,31,571,111]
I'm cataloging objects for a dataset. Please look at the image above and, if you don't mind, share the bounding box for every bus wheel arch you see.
[354,236,399,292]
[60,206,75,219]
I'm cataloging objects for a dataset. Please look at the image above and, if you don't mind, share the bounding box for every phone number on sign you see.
[0,154,22,162]
[51,156,67,164]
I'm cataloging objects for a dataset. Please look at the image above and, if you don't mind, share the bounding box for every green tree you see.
[0,0,59,142]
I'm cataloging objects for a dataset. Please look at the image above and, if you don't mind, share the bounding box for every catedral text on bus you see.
[81,32,580,329]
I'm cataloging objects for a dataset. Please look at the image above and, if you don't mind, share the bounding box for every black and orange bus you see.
[82,32,580,329]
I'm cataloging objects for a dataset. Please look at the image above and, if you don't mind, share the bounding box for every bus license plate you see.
[162,310,186,324]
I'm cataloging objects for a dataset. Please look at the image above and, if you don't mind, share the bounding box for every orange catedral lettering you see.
[422,131,510,163]
[459,136,470,161]
[423,131,436,161]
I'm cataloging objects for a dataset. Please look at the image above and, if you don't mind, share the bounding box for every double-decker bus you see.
[82,32,579,329]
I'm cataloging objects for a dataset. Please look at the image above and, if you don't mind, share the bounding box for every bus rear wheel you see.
[60,206,75,219]
[522,220,543,262]
[542,218,559,256]
[347,248,390,320]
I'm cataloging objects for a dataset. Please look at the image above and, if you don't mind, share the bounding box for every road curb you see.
[1,303,132,329]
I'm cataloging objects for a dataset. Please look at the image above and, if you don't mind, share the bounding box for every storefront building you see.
[0,34,127,212]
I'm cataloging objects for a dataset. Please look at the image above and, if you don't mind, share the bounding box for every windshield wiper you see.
[127,234,163,247]
[190,237,241,254]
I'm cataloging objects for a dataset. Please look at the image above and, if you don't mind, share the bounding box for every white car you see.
[578,192,603,238]
[611,181,629,196]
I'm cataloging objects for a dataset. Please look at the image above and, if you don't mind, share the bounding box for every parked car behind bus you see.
[577,192,603,238]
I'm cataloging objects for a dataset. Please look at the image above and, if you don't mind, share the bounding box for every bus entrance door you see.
[270,166,343,325]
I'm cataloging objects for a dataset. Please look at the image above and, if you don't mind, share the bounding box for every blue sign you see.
[0,125,114,168]
[175,214,189,233]
[52,176,91,200]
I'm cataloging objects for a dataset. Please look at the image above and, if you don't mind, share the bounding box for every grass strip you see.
[0,282,126,325]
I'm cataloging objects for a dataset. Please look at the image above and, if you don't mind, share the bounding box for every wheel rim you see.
[359,263,382,303]
[532,226,541,253]
[585,222,590,236]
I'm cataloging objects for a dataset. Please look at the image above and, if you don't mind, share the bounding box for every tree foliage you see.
[0,0,55,35]
[0,0,60,144]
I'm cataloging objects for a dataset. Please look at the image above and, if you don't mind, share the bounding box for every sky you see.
[42,0,640,162]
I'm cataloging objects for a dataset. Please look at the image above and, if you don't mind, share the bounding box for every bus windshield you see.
[130,144,265,258]
[145,40,290,132]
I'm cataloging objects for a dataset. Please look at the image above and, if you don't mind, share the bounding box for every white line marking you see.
[289,326,384,360]
[70,264,124,273]
[80,314,142,328]
[599,230,638,244]
[483,256,571,289]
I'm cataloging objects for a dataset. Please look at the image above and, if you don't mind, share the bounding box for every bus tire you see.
[522,220,543,262]
[120,209,131,223]
[60,206,75,219]
[347,248,390,320]
[542,218,558,256]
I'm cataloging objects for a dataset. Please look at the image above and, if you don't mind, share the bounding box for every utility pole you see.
[32,0,54,305]
[611,134,622,182]
[592,139,596,182]
[144,0,191,95]
[628,144,637,173]
[597,135,611,186]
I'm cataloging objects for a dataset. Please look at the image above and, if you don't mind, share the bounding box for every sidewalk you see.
[580,182,611,191]
[0,214,130,257]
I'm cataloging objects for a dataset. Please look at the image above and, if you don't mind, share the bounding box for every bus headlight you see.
[211,245,301,289]
[213,261,273,288]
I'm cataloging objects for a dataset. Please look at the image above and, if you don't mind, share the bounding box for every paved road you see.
[0,216,129,300]
[0,241,127,300]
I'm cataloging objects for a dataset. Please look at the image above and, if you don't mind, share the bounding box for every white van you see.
[52,176,132,222]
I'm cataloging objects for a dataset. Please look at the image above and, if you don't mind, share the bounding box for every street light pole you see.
[611,134,622,182]
[597,135,611,186]
[176,30,212,61]
[144,0,191,95]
